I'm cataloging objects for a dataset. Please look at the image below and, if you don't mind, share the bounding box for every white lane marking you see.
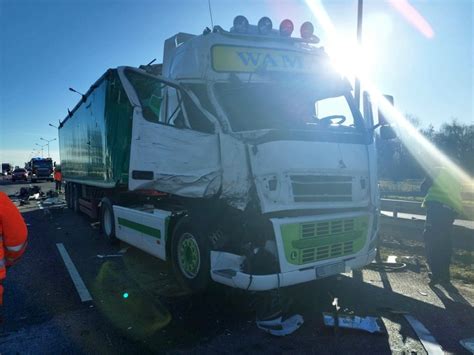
[404,315,443,355]
[56,243,93,302]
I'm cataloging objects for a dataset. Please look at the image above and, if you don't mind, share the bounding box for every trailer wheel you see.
[171,216,210,293]
[100,198,117,243]
[72,184,81,213]
[65,183,73,209]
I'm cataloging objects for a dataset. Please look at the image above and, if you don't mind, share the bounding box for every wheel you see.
[171,215,211,292]
[100,198,117,243]
[65,183,73,209]
[72,184,81,213]
[31,179,37,183]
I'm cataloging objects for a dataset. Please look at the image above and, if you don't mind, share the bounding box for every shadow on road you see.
[3,207,473,354]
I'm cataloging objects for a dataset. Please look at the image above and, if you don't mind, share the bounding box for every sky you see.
[0,0,472,167]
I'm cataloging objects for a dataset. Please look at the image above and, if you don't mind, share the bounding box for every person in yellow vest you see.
[421,166,463,285]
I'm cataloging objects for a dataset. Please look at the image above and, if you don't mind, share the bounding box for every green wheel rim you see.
[177,233,201,279]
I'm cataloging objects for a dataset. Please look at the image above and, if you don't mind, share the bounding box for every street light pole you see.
[40,137,57,157]
[35,143,47,157]
[49,119,61,129]
[354,0,363,110]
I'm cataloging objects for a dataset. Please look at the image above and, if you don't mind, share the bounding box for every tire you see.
[65,183,73,209]
[100,198,117,243]
[171,215,211,293]
[72,184,81,213]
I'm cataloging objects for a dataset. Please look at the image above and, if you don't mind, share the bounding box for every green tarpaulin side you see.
[59,70,133,187]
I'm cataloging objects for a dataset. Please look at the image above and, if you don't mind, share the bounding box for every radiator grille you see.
[301,218,356,239]
[291,175,353,203]
[301,241,355,264]
[281,215,369,266]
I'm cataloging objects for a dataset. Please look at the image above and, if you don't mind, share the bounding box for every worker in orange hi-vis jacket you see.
[53,168,62,193]
[0,192,28,307]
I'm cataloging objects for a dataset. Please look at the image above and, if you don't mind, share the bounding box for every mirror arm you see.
[372,123,382,131]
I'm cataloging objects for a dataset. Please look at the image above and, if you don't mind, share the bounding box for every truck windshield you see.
[214,82,362,133]
[33,160,52,168]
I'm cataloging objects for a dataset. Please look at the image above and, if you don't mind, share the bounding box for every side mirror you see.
[378,95,394,126]
[380,125,397,140]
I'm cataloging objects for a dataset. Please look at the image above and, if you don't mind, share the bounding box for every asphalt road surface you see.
[1,179,473,354]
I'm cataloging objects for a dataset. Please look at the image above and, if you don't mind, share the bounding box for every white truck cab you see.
[62,16,386,293]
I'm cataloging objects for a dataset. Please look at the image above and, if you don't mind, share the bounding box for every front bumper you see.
[210,248,377,291]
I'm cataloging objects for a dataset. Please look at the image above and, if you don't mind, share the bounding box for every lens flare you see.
[304,0,473,197]
[388,0,435,39]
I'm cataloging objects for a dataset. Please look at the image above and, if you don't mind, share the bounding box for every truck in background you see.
[59,16,394,292]
[2,163,12,176]
[27,157,54,182]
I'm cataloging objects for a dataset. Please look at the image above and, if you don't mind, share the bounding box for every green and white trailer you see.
[59,17,392,292]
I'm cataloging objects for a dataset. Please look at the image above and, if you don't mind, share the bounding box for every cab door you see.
[119,67,221,197]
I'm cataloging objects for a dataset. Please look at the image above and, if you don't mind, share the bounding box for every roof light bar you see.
[279,19,294,37]
[300,21,314,39]
[258,16,273,35]
[233,15,249,33]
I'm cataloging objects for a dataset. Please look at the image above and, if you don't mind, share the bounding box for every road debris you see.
[365,260,407,272]
[256,314,304,336]
[12,186,48,205]
[323,313,385,334]
[42,197,62,205]
[118,247,130,254]
[386,255,398,263]
[97,254,124,259]
[29,193,41,200]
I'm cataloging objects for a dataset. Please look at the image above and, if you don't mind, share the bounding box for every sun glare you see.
[305,0,473,194]
[325,36,375,79]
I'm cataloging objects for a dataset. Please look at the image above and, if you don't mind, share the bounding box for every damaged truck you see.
[59,17,393,292]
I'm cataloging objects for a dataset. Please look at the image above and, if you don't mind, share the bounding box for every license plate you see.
[316,262,345,278]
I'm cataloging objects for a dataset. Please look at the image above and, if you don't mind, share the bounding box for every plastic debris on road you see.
[42,197,62,205]
[460,338,474,353]
[90,222,100,229]
[386,255,398,263]
[97,254,124,259]
[256,314,304,336]
[29,193,40,200]
[323,313,385,334]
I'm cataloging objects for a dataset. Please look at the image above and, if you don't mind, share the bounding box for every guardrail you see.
[381,198,474,221]
[380,198,474,250]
